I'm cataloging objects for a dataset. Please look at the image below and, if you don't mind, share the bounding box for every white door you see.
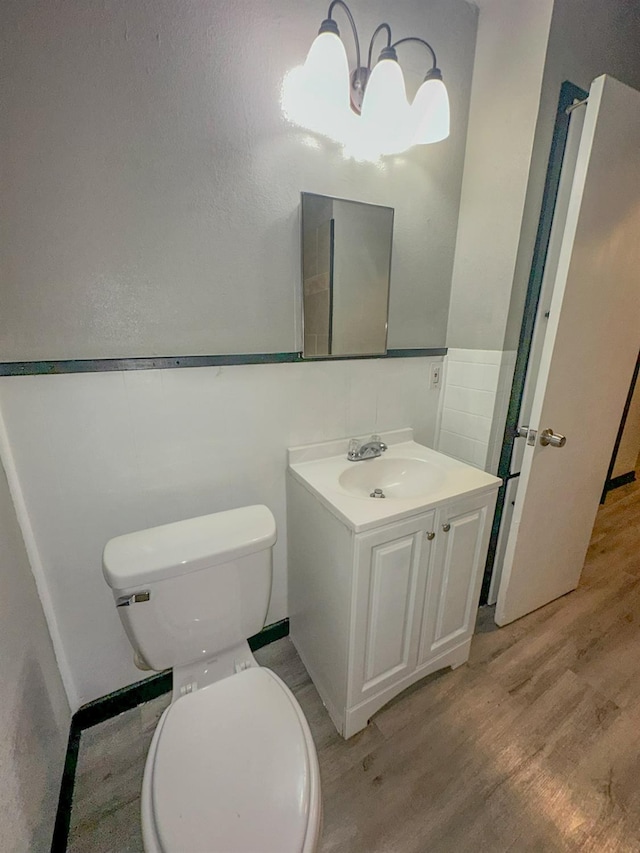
[496,74,640,626]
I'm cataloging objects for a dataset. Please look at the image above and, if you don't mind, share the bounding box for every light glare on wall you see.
[281,1,450,161]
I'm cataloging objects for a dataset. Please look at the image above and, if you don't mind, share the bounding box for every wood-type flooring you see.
[68,478,640,852]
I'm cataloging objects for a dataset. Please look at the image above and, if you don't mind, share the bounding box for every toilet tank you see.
[102,506,276,672]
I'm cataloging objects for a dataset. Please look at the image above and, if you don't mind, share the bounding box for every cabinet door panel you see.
[364,536,415,685]
[435,509,484,642]
[350,513,434,703]
[419,495,494,664]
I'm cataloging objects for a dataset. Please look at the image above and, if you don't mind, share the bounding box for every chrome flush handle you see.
[116,591,151,607]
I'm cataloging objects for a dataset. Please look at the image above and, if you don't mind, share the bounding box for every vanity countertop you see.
[287,429,501,533]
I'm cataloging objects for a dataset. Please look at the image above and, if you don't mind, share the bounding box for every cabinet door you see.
[418,493,495,665]
[349,512,435,704]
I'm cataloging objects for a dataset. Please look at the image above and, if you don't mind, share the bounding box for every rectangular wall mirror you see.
[301,192,394,358]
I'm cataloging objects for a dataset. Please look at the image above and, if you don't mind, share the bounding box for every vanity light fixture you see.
[282,0,450,159]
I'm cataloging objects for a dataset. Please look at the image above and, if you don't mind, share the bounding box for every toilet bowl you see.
[141,667,321,853]
[103,506,321,853]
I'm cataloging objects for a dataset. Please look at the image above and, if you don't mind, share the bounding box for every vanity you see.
[287,429,500,738]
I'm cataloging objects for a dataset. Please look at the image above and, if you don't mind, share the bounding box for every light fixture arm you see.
[323,0,374,114]
[367,23,393,69]
[325,0,361,71]
[391,36,438,74]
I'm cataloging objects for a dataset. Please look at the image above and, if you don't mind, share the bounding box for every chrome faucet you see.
[347,435,388,462]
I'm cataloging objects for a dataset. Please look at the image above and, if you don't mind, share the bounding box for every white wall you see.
[435,0,553,469]
[0,0,479,713]
[0,358,442,707]
[0,0,477,360]
[502,0,640,352]
[449,0,640,357]
[437,348,515,472]
[0,456,70,852]
[440,0,640,475]
[446,0,554,351]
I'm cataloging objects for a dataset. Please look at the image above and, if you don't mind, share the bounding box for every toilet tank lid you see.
[102,505,276,589]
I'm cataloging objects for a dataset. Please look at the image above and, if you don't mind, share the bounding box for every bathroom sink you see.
[338,456,445,499]
[287,429,502,533]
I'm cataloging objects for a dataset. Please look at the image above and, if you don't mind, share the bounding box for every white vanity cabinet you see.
[348,493,494,733]
[286,431,500,739]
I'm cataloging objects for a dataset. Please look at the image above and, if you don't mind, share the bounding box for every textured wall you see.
[0,456,70,852]
[0,358,443,707]
[0,0,477,361]
[0,0,478,711]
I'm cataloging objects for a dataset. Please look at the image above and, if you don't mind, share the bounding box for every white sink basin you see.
[338,457,445,499]
[287,429,502,533]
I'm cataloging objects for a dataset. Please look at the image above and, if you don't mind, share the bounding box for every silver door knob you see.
[517,425,537,445]
[426,531,435,540]
[540,428,566,448]
[442,523,451,532]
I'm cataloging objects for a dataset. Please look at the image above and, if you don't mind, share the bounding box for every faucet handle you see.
[371,434,387,451]
[347,438,360,460]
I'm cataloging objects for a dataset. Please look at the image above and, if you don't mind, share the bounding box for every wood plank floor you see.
[68,480,640,852]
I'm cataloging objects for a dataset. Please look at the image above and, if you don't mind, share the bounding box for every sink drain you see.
[370,488,386,498]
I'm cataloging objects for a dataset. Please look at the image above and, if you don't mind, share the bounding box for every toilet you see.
[102,505,322,853]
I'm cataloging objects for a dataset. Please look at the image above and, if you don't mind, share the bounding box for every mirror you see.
[301,192,394,358]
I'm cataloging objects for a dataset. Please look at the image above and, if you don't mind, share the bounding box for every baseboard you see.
[50,724,82,853]
[50,617,289,852]
[605,471,636,494]
[74,668,173,731]
[248,617,289,651]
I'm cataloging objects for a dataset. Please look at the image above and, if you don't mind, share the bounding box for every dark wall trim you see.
[601,351,640,502]
[74,669,173,731]
[248,617,290,652]
[480,81,589,605]
[50,617,289,853]
[50,724,82,853]
[1,348,446,378]
[387,348,447,359]
[605,471,636,493]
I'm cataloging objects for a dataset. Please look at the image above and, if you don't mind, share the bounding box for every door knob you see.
[442,523,451,532]
[426,531,435,540]
[540,428,566,448]
[517,425,537,445]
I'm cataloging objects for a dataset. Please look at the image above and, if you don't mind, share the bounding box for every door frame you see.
[480,80,589,604]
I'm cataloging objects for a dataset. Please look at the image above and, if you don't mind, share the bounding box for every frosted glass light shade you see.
[282,24,450,159]
[360,58,412,156]
[283,31,351,143]
[412,75,450,144]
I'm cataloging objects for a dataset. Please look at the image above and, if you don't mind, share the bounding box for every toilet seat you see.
[141,667,321,853]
